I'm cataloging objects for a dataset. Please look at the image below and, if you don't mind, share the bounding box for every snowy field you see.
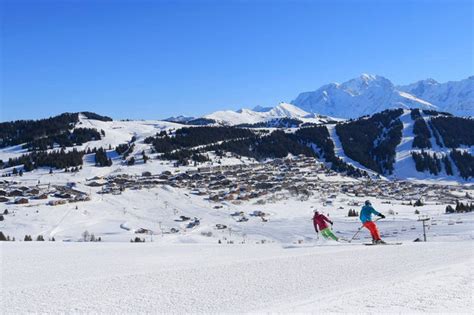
[1,115,473,313]
[1,241,473,313]
[2,179,473,244]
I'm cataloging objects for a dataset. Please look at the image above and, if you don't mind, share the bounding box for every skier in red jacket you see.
[312,210,339,241]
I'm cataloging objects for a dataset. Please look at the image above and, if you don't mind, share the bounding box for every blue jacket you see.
[360,205,381,223]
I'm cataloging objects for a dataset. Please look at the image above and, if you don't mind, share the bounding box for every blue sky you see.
[1,0,472,121]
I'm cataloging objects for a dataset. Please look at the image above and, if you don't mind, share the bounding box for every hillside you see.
[1,110,473,182]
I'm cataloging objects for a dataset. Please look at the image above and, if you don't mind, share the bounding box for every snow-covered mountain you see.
[292,74,473,118]
[203,102,335,126]
[398,76,473,117]
[164,75,472,125]
[164,115,195,123]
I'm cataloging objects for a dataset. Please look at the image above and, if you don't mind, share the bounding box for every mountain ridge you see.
[291,74,473,118]
[1,108,472,182]
[198,74,472,124]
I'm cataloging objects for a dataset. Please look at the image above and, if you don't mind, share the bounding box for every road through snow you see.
[2,241,472,313]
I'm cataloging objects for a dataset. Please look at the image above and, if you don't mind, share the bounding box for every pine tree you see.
[445,205,455,213]
[142,151,149,163]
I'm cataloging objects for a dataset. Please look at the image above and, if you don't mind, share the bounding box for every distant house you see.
[86,181,105,187]
[14,198,29,204]
[36,194,48,200]
[8,190,23,197]
[54,193,71,199]
[28,188,40,195]
[48,200,67,206]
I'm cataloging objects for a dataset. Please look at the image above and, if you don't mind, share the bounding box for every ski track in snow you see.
[393,110,416,178]
[1,241,472,314]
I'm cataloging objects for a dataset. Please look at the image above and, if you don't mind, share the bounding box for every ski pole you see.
[348,217,382,243]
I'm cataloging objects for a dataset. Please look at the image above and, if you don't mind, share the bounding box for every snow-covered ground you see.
[1,115,474,313]
[3,165,473,313]
[1,240,472,313]
[2,173,473,244]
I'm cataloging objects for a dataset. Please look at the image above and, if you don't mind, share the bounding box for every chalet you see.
[87,181,106,187]
[28,188,40,195]
[14,198,29,204]
[209,195,220,202]
[54,192,72,199]
[48,200,67,206]
[74,195,91,202]
[8,190,23,197]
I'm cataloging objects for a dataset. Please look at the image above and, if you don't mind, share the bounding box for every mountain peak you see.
[423,78,439,84]
[292,75,472,118]
[251,105,273,113]
[204,102,322,126]
[268,102,310,118]
[292,74,430,118]
[360,73,377,81]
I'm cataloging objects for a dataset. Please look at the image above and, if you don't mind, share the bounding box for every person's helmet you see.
[365,200,371,206]
[313,209,319,214]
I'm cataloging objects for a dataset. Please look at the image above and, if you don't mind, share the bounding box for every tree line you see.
[3,149,85,172]
[0,112,111,149]
[412,118,432,149]
[431,116,474,148]
[336,109,404,174]
[450,150,474,179]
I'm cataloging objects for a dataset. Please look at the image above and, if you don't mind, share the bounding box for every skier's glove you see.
[379,214,386,219]
[330,221,334,226]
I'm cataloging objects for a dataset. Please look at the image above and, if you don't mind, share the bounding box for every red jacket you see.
[313,213,332,231]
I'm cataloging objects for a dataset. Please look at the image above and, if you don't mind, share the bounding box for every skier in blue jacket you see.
[360,200,386,244]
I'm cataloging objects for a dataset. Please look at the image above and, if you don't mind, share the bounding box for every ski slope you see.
[391,110,471,183]
[1,241,472,313]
